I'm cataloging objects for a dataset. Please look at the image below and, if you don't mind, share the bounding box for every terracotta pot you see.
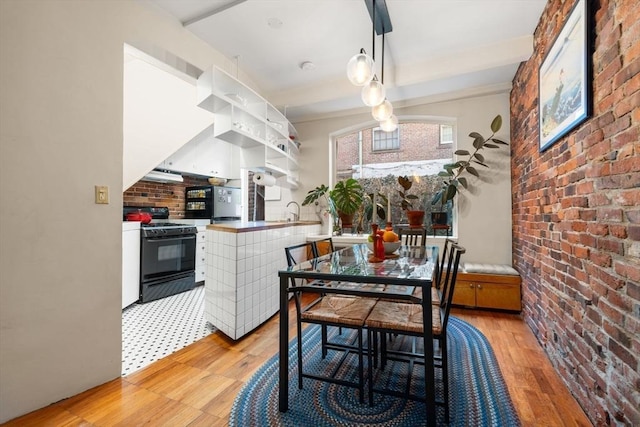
[406,210,425,228]
[338,211,354,228]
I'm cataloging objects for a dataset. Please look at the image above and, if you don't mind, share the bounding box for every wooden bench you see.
[452,263,521,312]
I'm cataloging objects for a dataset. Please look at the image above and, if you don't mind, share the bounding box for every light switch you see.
[95,185,109,204]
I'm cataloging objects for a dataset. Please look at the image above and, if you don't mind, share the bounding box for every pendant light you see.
[346,49,375,86]
[361,77,385,106]
[372,99,393,121]
[379,114,398,132]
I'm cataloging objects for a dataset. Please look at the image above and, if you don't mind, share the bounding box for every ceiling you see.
[147,0,547,122]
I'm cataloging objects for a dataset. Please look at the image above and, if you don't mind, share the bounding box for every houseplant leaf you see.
[490,115,502,133]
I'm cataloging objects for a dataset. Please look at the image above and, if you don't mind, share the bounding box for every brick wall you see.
[336,122,452,176]
[510,0,639,425]
[123,175,209,218]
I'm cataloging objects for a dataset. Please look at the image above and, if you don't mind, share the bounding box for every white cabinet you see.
[122,222,140,309]
[195,226,206,283]
[162,124,240,179]
[197,66,299,188]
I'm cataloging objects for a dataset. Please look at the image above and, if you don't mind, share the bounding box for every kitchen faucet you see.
[286,201,300,222]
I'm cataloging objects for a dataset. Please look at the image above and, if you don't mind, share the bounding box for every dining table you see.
[278,242,440,427]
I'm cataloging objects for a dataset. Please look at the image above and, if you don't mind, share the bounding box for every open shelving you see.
[197,66,299,188]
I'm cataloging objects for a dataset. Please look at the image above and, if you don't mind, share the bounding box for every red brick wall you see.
[123,175,209,218]
[510,0,639,425]
[336,122,452,177]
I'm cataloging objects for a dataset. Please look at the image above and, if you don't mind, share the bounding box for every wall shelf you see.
[198,66,299,182]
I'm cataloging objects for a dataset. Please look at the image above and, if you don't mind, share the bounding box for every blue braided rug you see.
[230,316,520,426]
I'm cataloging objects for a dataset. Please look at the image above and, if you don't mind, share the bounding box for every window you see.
[372,127,399,151]
[440,124,453,145]
[335,121,455,234]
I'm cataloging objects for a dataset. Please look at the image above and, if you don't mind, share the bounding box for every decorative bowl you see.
[208,177,228,186]
[367,240,401,255]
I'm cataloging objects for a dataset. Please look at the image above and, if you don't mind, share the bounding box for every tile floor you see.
[121,285,214,376]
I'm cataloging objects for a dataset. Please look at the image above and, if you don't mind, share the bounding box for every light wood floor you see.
[3,299,592,426]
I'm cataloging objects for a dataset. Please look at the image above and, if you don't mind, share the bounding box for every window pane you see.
[440,124,453,144]
[335,122,454,234]
[373,128,399,151]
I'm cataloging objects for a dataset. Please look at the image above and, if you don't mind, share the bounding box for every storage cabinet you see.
[453,272,522,311]
[195,226,206,283]
[162,125,240,179]
[122,222,140,309]
[197,66,299,188]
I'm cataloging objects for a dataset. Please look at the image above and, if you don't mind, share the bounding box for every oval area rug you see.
[230,316,520,426]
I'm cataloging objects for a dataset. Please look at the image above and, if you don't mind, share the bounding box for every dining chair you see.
[364,242,466,422]
[398,227,427,247]
[284,241,376,403]
[312,237,335,256]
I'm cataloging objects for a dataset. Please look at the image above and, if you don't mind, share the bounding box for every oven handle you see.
[144,235,196,243]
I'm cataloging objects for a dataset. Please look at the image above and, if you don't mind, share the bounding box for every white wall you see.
[291,93,513,264]
[0,1,231,422]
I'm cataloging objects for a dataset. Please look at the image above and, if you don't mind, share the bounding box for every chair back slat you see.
[285,242,318,288]
[313,237,335,257]
[439,243,465,331]
[398,227,427,247]
[435,238,455,291]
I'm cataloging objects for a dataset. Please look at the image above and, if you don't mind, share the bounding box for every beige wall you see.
[292,92,513,264]
[0,1,230,422]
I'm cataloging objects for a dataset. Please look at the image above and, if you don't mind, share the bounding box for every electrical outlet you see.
[95,185,109,204]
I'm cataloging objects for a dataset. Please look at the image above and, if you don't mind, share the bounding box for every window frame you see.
[371,126,400,152]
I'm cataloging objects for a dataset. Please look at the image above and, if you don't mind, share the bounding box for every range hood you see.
[142,170,184,183]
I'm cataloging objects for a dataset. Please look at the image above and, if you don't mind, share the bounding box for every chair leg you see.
[367,329,374,406]
[441,335,449,423]
[358,328,364,404]
[321,324,328,358]
[297,316,303,389]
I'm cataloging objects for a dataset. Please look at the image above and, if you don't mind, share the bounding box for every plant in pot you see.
[302,183,338,231]
[397,175,425,228]
[302,179,364,234]
[356,192,387,234]
[329,178,364,232]
[431,114,509,220]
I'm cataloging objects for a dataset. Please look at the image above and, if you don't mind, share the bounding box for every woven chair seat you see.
[411,286,441,305]
[302,296,377,326]
[365,300,442,335]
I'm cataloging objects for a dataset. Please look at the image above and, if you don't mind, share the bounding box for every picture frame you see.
[538,0,591,152]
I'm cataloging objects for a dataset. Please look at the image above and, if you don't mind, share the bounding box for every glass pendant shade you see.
[361,79,386,107]
[372,99,393,121]
[346,53,375,86]
[379,114,398,132]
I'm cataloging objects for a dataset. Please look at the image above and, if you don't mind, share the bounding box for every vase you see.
[406,210,425,228]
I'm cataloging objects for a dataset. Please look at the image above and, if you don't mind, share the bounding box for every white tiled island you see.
[205,220,321,340]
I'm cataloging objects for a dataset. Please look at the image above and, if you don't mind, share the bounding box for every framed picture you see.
[539,0,591,151]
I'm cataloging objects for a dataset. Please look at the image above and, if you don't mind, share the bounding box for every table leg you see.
[279,274,289,412]
[423,285,436,426]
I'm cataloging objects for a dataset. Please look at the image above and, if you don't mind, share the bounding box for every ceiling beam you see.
[183,0,248,27]
[365,0,393,35]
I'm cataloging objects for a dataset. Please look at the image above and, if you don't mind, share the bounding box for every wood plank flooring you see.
[2,300,592,426]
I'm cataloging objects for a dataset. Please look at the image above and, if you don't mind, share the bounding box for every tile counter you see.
[204,221,321,339]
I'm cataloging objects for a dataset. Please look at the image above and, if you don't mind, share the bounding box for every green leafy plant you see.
[329,178,363,216]
[432,115,509,208]
[397,175,421,210]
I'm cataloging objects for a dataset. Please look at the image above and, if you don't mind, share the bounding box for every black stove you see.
[140,223,197,237]
[123,205,198,303]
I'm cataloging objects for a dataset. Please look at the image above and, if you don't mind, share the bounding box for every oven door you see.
[140,234,196,282]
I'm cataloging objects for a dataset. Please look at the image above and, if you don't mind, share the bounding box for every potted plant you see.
[302,179,364,233]
[356,192,387,234]
[397,175,425,228]
[329,178,363,230]
[431,115,509,216]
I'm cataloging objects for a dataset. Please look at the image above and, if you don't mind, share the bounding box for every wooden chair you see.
[365,243,466,422]
[398,227,427,247]
[312,237,335,256]
[284,241,376,403]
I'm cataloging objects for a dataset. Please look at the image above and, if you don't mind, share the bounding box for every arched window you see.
[334,118,455,234]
